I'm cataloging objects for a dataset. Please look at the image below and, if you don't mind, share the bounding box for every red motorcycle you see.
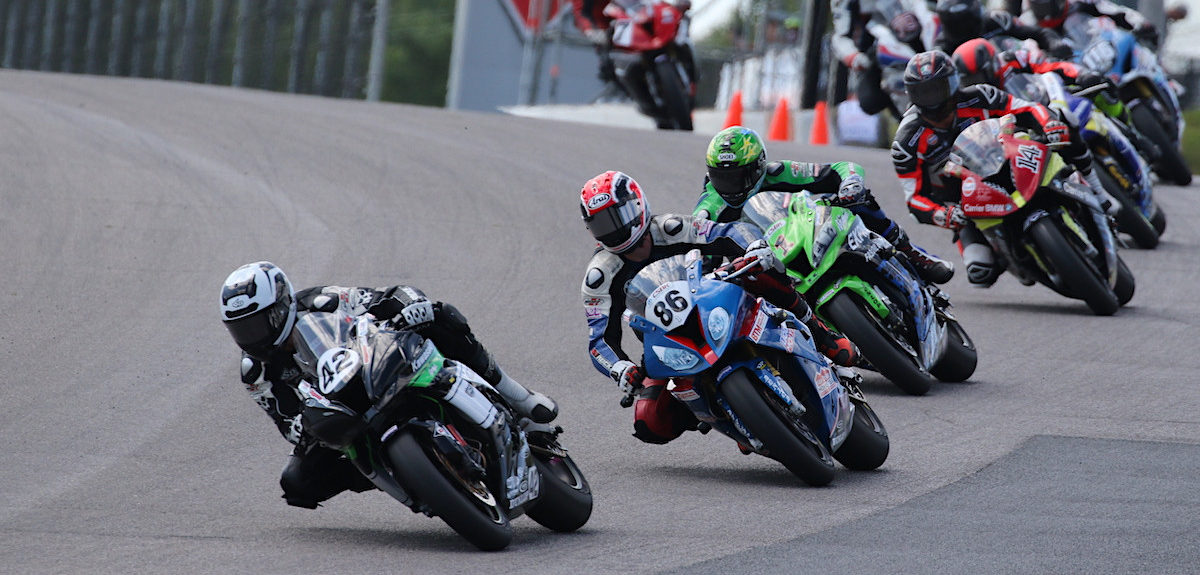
[942,115,1135,315]
[605,0,695,130]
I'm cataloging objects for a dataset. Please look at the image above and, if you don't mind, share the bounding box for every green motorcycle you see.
[742,192,978,396]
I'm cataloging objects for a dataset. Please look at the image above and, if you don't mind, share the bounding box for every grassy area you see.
[1184,108,1200,172]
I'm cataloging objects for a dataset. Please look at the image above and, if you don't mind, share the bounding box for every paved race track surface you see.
[1,70,1197,574]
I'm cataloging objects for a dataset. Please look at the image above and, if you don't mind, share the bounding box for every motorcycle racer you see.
[892,50,1113,287]
[219,262,558,509]
[579,170,858,445]
[934,0,1069,57]
[1025,0,1159,50]
[694,126,954,285]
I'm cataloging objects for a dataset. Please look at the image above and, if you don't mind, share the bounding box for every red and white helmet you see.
[580,171,650,254]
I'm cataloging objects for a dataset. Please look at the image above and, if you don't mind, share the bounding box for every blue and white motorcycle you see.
[622,249,889,487]
[1068,16,1191,185]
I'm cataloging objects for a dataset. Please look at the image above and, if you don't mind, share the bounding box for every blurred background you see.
[0,0,1195,156]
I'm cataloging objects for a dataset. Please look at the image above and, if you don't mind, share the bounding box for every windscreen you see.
[951,118,1007,177]
[625,254,692,319]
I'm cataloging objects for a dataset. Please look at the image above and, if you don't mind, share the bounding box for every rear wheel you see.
[1029,217,1119,316]
[929,319,977,383]
[525,452,593,533]
[1130,103,1191,186]
[1097,162,1159,249]
[722,370,835,486]
[823,291,934,395]
[387,431,512,551]
[832,396,889,471]
[1149,202,1167,235]
[654,59,693,131]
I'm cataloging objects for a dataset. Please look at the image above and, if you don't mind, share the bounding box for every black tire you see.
[721,370,835,486]
[387,431,512,551]
[929,319,978,383]
[1149,201,1167,235]
[525,453,593,533]
[832,397,889,471]
[1114,256,1136,306]
[1097,163,1159,249]
[654,59,693,131]
[1130,103,1192,186]
[823,291,934,395]
[1029,217,1119,316]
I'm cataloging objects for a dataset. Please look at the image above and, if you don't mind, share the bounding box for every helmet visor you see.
[908,73,960,110]
[224,311,279,354]
[707,164,761,206]
[586,199,643,250]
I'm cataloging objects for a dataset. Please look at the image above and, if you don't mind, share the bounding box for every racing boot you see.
[1081,167,1121,216]
[886,227,955,285]
[805,316,859,368]
[493,368,558,424]
[957,230,1005,287]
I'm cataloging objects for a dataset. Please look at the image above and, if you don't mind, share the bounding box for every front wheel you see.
[722,369,835,486]
[525,452,593,533]
[832,397,889,471]
[1114,256,1136,306]
[1097,162,1159,249]
[929,319,977,383]
[1029,217,1119,316]
[823,291,934,395]
[387,431,513,551]
[1130,103,1192,186]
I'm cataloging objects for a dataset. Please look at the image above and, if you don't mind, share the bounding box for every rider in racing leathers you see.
[934,0,1069,58]
[694,125,954,286]
[579,170,858,445]
[1024,0,1160,50]
[219,262,557,509]
[891,50,1115,287]
[832,0,938,119]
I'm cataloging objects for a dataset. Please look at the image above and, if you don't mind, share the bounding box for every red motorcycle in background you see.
[605,0,695,130]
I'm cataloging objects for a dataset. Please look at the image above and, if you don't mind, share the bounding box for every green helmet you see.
[705,126,767,207]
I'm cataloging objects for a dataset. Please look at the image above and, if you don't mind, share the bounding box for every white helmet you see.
[219,261,296,359]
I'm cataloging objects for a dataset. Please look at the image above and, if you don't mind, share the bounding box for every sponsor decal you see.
[671,388,701,402]
[692,219,714,237]
[926,133,938,146]
[783,328,796,353]
[766,220,784,238]
[814,367,838,398]
[717,152,737,162]
[790,162,801,177]
[717,366,733,381]
[226,295,249,310]
[748,312,767,342]
[584,306,603,319]
[961,179,976,197]
[586,192,612,211]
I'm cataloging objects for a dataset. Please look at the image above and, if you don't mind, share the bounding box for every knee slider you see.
[962,243,998,285]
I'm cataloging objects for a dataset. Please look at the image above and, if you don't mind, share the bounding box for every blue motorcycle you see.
[622,249,889,487]
[1006,72,1165,248]
[1069,16,1191,185]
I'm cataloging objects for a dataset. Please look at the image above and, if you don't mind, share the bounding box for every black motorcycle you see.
[293,310,591,551]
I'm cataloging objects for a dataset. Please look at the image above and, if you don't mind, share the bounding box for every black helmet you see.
[219,261,296,359]
[904,50,961,121]
[936,0,985,48]
[1029,0,1069,28]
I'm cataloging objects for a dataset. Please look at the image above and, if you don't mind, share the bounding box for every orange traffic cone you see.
[767,96,792,141]
[809,100,830,146]
[723,90,743,129]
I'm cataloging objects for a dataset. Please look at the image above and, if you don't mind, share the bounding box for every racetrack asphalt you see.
[0,70,1196,574]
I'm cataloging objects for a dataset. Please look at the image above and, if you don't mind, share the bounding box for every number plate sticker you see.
[646,281,693,330]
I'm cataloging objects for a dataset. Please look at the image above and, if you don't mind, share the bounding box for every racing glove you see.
[742,239,779,272]
[848,52,871,72]
[610,360,644,395]
[934,204,968,231]
[1043,119,1071,148]
[833,173,867,206]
